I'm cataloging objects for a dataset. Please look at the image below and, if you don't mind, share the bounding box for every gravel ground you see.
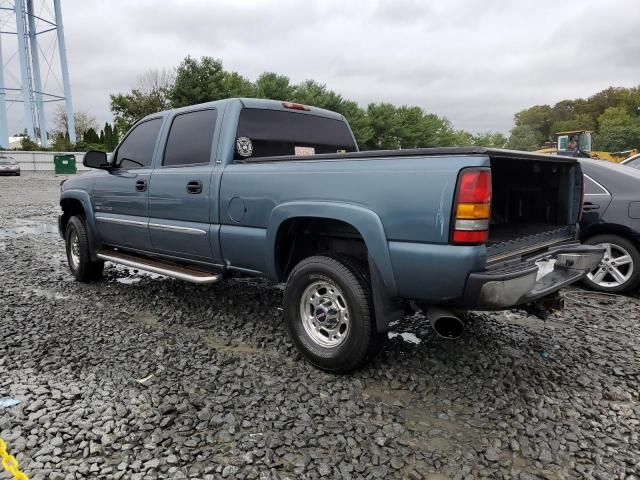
[1,173,639,480]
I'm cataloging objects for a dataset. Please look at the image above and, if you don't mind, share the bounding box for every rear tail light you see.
[451,168,491,245]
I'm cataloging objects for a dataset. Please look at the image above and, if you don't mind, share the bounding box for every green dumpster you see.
[54,154,76,174]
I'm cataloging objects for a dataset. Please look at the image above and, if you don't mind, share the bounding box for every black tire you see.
[65,216,104,282]
[581,234,640,293]
[284,254,379,373]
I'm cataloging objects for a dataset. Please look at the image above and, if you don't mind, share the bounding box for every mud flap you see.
[368,256,404,332]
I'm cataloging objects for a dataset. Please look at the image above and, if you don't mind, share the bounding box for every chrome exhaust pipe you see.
[427,307,465,339]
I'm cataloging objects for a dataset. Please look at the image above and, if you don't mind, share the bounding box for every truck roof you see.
[144,97,346,122]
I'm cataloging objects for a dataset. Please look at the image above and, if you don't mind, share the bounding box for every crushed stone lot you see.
[1,173,639,480]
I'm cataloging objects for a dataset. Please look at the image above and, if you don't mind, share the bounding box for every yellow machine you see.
[536,130,638,163]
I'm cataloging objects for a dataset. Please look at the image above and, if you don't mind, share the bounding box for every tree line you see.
[110,56,508,150]
[18,105,120,152]
[507,86,640,152]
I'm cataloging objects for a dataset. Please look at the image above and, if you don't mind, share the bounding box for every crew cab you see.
[59,98,603,372]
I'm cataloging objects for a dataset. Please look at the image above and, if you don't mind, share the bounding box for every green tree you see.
[598,106,634,130]
[169,56,225,107]
[514,105,553,141]
[292,80,346,113]
[340,100,372,148]
[473,131,508,148]
[254,72,294,100]
[595,125,640,151]
[83,128,100,144]
[19,136,40,151]
[51,132,72,151]
[507,125,541,151]
[365,103,400,150]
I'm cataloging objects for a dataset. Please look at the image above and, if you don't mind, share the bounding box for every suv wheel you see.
[582,234,640,293]
[284,255,378,373]
[65,216,104,282]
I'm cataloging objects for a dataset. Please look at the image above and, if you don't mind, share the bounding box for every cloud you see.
[2,0,639,137]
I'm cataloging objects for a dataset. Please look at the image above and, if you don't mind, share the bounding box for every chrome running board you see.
[97,251,222,285]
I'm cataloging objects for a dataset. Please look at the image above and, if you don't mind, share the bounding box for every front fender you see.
[265,201,397,296]
[60,189,100,259]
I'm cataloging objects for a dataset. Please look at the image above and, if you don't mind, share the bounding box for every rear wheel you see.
[284,255,378,373]
[582,234,640,293]
[65,216,104,282]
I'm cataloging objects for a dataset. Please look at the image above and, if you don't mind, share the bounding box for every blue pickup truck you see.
[59,98,603,372]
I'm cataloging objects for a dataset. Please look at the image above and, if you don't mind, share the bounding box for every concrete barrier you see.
[6,151,89,172]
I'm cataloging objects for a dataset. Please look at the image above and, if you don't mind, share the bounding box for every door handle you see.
[135,179,147,192]
[187,180,203,194]
[582,202,600,211]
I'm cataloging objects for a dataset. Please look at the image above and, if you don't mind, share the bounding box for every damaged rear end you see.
[456,150,604,312]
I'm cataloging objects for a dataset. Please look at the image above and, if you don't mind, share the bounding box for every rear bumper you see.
[461,243,604,309]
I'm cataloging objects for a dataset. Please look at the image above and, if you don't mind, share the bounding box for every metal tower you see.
[0,0,76,149]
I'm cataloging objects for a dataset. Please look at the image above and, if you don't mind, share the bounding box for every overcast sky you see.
[5,0,640,135]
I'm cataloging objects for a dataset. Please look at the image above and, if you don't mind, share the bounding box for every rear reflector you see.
[452,230,489,244]
[282,102,310,111]
[451,168,491,245]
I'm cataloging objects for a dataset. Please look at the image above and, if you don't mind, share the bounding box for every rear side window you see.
[584,175,609,195]
[116,118,162,169]
[163,109,218,167]
[235,108,357,160]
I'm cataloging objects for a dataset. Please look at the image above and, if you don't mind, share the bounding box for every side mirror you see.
[83,150,109,169]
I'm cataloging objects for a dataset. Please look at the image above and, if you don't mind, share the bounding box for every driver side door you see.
[92,117,164,252]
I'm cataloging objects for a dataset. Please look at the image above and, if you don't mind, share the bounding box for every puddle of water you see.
[388,331,422,344]
[0,218,58,238]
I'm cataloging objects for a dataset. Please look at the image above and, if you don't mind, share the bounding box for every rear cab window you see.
[235,108,357,160]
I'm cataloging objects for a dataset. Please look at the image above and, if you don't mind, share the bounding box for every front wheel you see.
[284,255,377,373]
[582,234,640,293]
[65,216,104,282]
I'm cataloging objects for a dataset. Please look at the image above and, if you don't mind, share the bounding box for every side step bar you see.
[97,251,222,285]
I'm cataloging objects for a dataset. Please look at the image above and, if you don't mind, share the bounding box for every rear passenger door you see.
[148,108,220,263]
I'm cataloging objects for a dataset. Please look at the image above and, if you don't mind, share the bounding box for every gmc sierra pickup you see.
[59,98,604,372]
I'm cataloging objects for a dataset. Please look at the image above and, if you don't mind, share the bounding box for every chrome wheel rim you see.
[587,242,633,288]
[69,230,80,270]
[299,280,350,348]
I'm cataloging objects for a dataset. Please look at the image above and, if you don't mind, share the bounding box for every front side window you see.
[235,108,357,160]
[115,118,162,169]
[163,109,218,167]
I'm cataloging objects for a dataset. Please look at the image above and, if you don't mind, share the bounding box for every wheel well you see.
[581,223,640,249]
[60,198,85,233]
[275,218,368,281]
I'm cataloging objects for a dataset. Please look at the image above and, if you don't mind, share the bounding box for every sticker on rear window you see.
[295,146,315,156]
[236,137,253,157]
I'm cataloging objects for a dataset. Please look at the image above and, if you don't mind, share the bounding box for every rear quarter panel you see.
[219,155,489,300]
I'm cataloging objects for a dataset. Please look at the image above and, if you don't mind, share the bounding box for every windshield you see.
[578,133,592,153]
